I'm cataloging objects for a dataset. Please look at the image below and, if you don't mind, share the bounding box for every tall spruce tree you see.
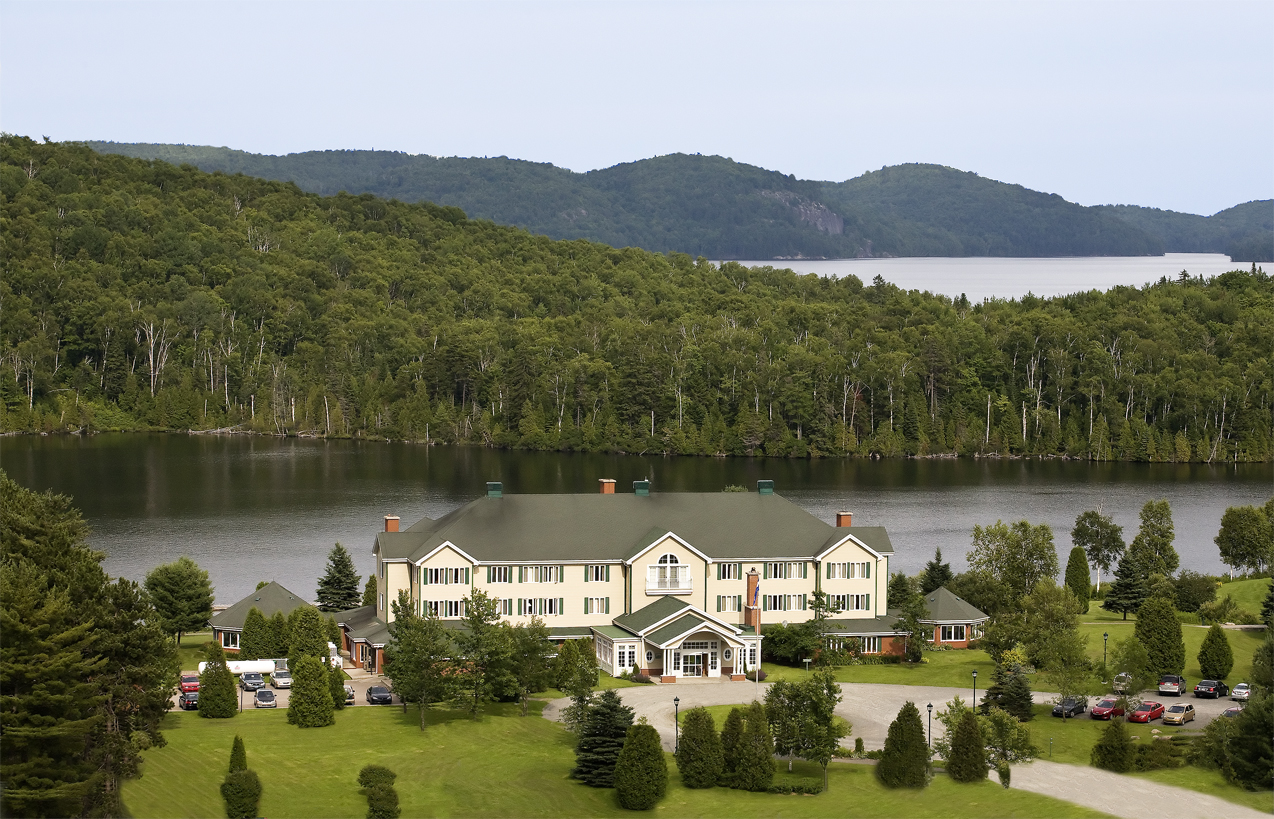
[920,548,954,594]
[571,689,635,787]
[199,641,238,719]
[614,722,667,810]
[947,710,987,782]
[316,543,362,612]
[1134,597,1185,677]
[362,575,378,609]
[676,707,724,789]
[239,607,269,661]
[876,701,930,789]
[1129,500,1178,577]
[1064,546,1091,612]
[229,735,247,772]
[1197,624,1234,681]
[719,707,745,786]
[1090,718,1133,772]
[287,655,335,728]
[1102,551,1148,620]
[732,701,775,792]
[287,606,329,671]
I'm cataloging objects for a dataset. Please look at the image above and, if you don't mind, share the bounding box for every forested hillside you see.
[89,141,1181,260]
[4,136,1271,462]
[1093,200,1274,262]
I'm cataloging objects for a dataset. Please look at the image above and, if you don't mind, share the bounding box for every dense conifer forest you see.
[3,136,1271,461]
[89,141,1272,262]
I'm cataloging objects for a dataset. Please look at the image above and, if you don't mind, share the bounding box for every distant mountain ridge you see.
[84,141,1273,262]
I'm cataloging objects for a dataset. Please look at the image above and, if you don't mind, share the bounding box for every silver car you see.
[270,670,292,689]
[253,689,277,708]
[1231,682,1251,702]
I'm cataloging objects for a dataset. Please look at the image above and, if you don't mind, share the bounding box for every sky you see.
[2,1,1271,215]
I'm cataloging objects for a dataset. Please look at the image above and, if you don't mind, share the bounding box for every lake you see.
[1,433,1267,605]
[731,253,1244,302]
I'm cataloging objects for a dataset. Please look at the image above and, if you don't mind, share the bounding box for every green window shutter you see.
[518,566,524,583]
[558,598,564,616]
[605,598,610,615]
[803,562,808,579]
[422,568,429,586]
[763,564,769,580]
[762,596,768,612]
[737,595,742,612]
[716,595,721,612]
[465,567,470,585]
[486,566,492,583]
[735,563,741,579]
[584,565,590,583]
[715,564,721,580]
[605,564,610,582]
[865,562,871,579]
[826,562,831,579]
[802,594,808,610]
[584,597,590,615]
[866,593,871,611]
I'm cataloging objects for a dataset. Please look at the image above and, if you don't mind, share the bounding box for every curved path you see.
[542,680,1269,819]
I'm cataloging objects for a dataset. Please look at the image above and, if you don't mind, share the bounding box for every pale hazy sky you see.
[2,1,1270,215]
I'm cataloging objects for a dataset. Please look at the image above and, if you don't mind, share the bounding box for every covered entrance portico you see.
[598,596,762,683]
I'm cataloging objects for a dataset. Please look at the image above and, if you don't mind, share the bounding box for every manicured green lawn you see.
[1078,621,1264,684]
[535,675,647,700]
[177,632,215,672]
[122,703,1112,818]
[1216,577,1272,618]
[763,649,995,688]
[1135,766,1274,815]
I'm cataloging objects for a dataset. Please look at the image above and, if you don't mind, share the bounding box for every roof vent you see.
[633,480,650,497]
[486,481,503,498]
[757,480,774,495]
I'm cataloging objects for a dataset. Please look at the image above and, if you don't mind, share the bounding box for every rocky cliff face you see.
[758,190,844,235]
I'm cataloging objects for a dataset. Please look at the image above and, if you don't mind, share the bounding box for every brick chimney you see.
[384,515,400,533]
[599,479,616,494]
[744,568,761,630]
[836,511,852,527]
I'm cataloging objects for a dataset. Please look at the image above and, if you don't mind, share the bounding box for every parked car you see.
[1128,701,1165,723]
[253,689,277,708]
[177,691,199,711]
[366,685,393,705]
[1193,679,1229,698]
[1221,705,1244,718]
[1052,698,1087,718]
[344,684,355,705]
[1090,699,1125,720]
[1158,675,1187,696]
[1112,672,1133,694]
[1231,683,1251,702]
[239,672,265,691]
[179,674,200,693]
[1162,703,1195,725]
[270,670,292,689]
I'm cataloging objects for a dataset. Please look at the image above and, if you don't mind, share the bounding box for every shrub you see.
[876,702,930,789]
[1228,690,1273,791]
[854,737,865,757]
[1090,719,1133,773]
[357,764,397,790]
[732,702,775,792]
[766,777,824,794]
[614,722,667,810]
[228,735,246,773]
[330,661,348,710]
[572,689,634,787]
[220,769,262,819]
[946,710,987,783]
[1174,571,1217,613]
[1133,737,1184,771]
[287,655,335,728]
[745,668,767,682]
[1197,624,1234,681]
[719,707,745,786]
[996,761,1011,789]
[199,642,238,719]
[1134,597,1185,676]
[1187,716,1236,778]
[675,707,723,789]
[366,785,401,819]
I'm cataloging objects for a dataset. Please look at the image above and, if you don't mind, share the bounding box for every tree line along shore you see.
[2,136,1271,461]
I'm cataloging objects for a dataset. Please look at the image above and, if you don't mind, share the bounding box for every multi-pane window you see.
[716,562,742,580]
[648,554,690,590]
[425,567,470,585]
[425,600,467,618]
[826,561,871,579]
[862,636,881,653]
[487,566,513,583]
[517,597,563,616]
[681,641,715,650]
[763,594,807,611]
[585,565,610,582]
[716,595,743,612]
[748,647,757,667]
[584,597,610,615]
[940,625,967,642]
[765,562,807,580]
[497,598,514,616]
[520,565,561,583]
[222,631,240,649]
[829,593,871,612]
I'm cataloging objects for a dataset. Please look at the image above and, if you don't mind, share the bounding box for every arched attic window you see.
[649,553,688,590]
[658,554,679,565]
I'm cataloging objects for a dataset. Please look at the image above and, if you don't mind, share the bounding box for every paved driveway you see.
[170,669,402,713]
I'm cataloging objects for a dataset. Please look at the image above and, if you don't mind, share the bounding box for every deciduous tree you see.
[384,591,454,730]
[967,520,1058,602]
[1071,509,1124,590]
[1215,504,1273,575]
[1128,500,1178,578]
[453,588,511,720]
[508,617,554,717]
[144,556,214,645]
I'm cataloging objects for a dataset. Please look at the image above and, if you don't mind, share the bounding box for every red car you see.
[1128,701,1164,723]
[1090,699,1126,720]
[179,674,200,693]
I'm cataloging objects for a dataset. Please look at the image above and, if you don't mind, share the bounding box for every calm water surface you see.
[732,253,1242,301]
[1,434,1268,605]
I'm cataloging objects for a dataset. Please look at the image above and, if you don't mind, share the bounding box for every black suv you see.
[239,672,265,691]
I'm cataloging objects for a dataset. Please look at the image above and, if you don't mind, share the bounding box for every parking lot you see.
[171,668,401,712]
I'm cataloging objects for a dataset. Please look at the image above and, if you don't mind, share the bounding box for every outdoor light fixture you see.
[972,669,978,706]
[674,696,680,754]
[1103,631,1109,672]
[926,702,933,748]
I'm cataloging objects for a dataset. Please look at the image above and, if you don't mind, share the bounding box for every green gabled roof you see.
[819,614,903,635]
[921,587,989,624]
[347,618,391,646]
[819,527,893,557]
[333,605,378,631]
[647,613,710,646]
[592,625,637,640]
[612,596,692,635]
[375,492,892,565]
[208,581,311,631]
[548,626,594,639]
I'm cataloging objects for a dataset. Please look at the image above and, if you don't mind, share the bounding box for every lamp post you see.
[674,696,680,754]
[1103,631,1109,673]
[972,669,978,707]
[803,658,812,674]
[926,703,933,748]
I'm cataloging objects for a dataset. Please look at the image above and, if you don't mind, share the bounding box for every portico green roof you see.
[208,581,311,631]
[612,596,692,635]
[647,613,713,646]
[376,492,892,564]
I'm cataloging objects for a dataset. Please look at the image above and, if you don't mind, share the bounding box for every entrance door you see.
[682,653,702,677]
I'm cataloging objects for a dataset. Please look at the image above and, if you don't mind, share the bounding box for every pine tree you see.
[614,722,667,810]
[1102,551,1148,620]
[719,706,745,786]
[199,642,238,719]
[947,710,987,782]
[1197,624,1234,681]
[876,701,930,789]
[362,575,377,609]
[732,701,775,792]
[1001,672,1035,721]
[571,689,634,787]
[1227,690,1273,790]
[269,610,291,659]
[220,769,262,819]
[287,655,335,728]
[316,543,362,612]
[239,607,268,661]
[229,735,246,772]
[329,660,347,710]
[920,548,954,594]
[1128,499,1178,577]
[287,606,329,671]
[1134,597,1185,677]
[144,555,214,645]
[676,707,724,789]
[1064,546,1091,612]
[1090,719,1133,772]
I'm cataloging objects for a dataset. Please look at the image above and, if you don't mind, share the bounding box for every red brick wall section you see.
[881,635,907,656]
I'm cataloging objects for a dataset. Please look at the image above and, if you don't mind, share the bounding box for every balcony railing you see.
[646,567,692,594]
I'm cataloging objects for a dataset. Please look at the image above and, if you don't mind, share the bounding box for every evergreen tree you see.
[1090,719,1133,772]
[199,642,238,719]
[719,706,745,786]
[571,689,635,787]
[144,555,214,645]
[1134,597,1185,677]
[316,543,362,612]
[732,701,775,792]
[982,659,1034,722]
[876,701,930,789]
[220,769,262,819]
[1261,579,1274,629]
[329,660,347,710]
[947,710,987,782]
[269,610,291,660]
[239,607,269,661]
[287,655,335,728]
[229,734,247,772]
[614,722,667,810]
[1226,690,1273,790]
[287,606,329,671]
[1064,546,1091,612]
[1072,509,1125,591]
[362,575,377,609]
[366,784,401,819]
[1128,499,1178,577]
[1197,624,1234,681]
[1102,551,1148,620]
[920,548,953,594]
[676,707,724,789]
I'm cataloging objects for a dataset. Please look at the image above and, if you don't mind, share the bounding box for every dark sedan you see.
[1090,699,1125,720]
[1128,701,1165,723]
[366,685,393,705]
[177,691,199,711]
[239,672,265,691]
[1052,698,1087,718]
[1193,680,1229,698]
